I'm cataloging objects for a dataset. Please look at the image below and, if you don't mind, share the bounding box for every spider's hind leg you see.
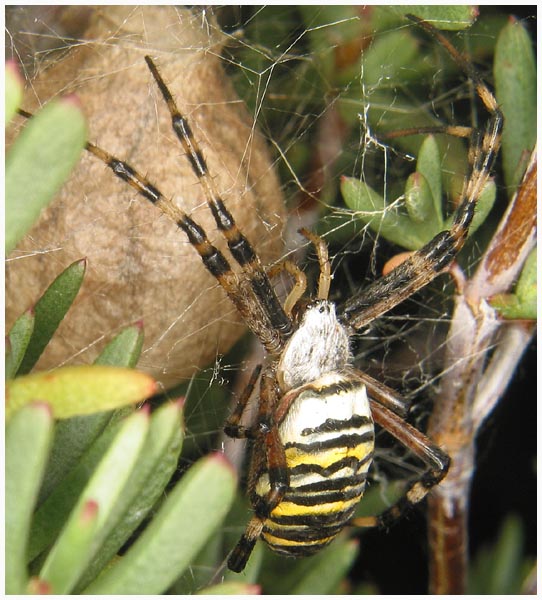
[352,399,450,529]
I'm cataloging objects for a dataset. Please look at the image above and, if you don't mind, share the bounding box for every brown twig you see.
[426,151,536,593]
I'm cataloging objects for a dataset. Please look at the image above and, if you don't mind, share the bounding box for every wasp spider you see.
[21,16,502,572]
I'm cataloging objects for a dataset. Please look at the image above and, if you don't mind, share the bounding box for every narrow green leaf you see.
[75,400,185,590]
[468,514,533,594]
[37,324,146,503]
[36,408,131,508]
[358,29,419,88]
[490,249,537,320]
[6,59,23,124]
[415,134,443,225]
[39,409,150,594]
[5,309,35,379]
[6,364,157,419]
[494,18,536,192]
[405,172,438,228]
[353,479,406,518]
[6,403,54,594]
[84,453,236,595]
[262,537,358,594]
[28,412,129,561]
[6,97,87,253]
[16,259,86,375]
[488,515,525,594]
[290,539,359,594]
[197,582,261,595]
[94,322,145,368]
[341,177,424,250]
[515,249,537,301]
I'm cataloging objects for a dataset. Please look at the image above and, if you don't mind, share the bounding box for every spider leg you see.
[381,124,472,141]
[224,365,289,508]
[17,97,290,354]
[298,228,332,301]
[339,19,503,331]
[85,142,287,354]
[348,368,410,418]
[144,56,292,350]
[352,400,450,529]
[227,515,264,573]
[223,364,262,439]
[227,366,289,572]
[267,260,307,316]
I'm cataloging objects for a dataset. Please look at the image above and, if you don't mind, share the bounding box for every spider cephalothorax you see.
[277,300,351,391]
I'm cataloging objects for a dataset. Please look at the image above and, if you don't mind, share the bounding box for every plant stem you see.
[426,152,536,594]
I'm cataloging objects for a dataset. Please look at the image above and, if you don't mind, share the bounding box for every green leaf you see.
[84,453,237,595]
[290,539,359,594]
[6,403,54,594]
[357,29,420,89]
[6,97,87,253]
[494,18,536,192]
[353,479,406,519]
[404,172,438,226]
[5,309,35,380]
[94,323,145,368]
[37,324,146,503]
[36,409,133,507]
[28,413,128,561]
[5,59,23,124]
[6,364,157,419]
[261,537,359,594]
[415,134,443,225]
[16,259,86,376]
[75,400,184,591]
[468,515,535,594]
[39,409,150,594]
[341,177,425,250]
[197,582,261,595]
[490,248,537,320]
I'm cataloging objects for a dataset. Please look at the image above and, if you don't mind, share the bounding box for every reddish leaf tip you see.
[173,396,186,409]
[60,93,83,109]
[27,577,52,595]
[81,499,99,524]
[30,401,54,417]
[146,379,160,397]
[246,584,262,594]
[6,58,23,82]
[208,451,237,476]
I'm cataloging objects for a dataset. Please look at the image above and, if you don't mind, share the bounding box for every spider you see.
[23,16,502,572]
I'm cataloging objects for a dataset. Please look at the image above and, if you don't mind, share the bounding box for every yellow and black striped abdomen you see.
[253,372,374,557]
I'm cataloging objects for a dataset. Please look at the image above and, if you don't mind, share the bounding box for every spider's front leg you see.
[339,17,503,332]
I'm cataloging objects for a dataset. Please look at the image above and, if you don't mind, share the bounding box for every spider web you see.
[5,5,536,594]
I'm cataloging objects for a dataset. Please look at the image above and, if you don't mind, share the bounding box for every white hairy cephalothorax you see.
[277,300,351,391]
